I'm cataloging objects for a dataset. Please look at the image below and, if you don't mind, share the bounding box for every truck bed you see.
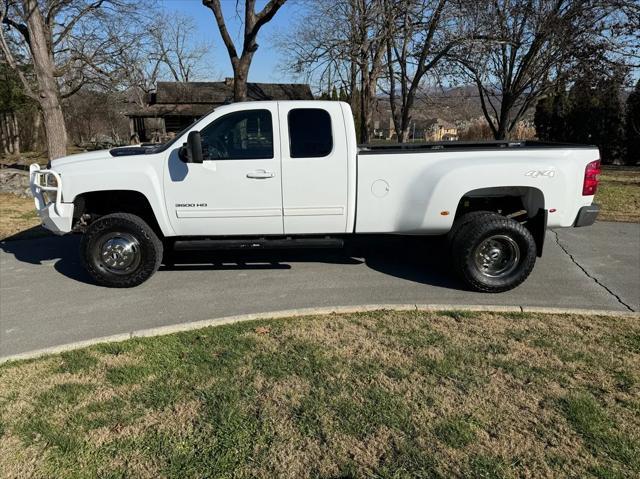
[354,141,599,235]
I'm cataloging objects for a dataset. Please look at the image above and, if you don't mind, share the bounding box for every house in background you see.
[425,118,458,141]
[125,79,313,143]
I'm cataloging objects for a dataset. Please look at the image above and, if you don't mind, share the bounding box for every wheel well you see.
[73,190,162,236]
[454,187,547,256]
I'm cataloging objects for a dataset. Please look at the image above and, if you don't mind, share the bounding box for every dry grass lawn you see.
[0,193,46,240]
[596,169,640,222]
[1,310,639,478]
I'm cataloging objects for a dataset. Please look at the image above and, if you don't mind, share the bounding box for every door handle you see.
[246,169,275,179]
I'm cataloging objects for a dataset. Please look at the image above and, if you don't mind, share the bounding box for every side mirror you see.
[179,131,203,164]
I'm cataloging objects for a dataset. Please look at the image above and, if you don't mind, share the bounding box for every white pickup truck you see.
[30,100,600,291]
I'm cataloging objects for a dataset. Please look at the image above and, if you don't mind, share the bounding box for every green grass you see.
[57,349,98,374]
[1,310,639,478]
[560,392,639,468]
[434,415,477,448]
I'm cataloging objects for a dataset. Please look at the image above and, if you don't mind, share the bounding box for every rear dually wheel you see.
[450,213,536,293]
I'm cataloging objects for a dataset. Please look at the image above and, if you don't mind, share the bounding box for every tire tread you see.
[81,213,163,287]
[451,215,536,293]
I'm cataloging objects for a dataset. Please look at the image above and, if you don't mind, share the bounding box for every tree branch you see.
[203,0,238,61]
[52,0,107,47]
[1,0,30,44]
[0,6,38,100]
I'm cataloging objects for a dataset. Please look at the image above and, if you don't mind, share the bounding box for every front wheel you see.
[451,214,536,293]
[81,213,163,287]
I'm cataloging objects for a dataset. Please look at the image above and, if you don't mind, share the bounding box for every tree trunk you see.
[494,113,509,140]
[232,57,252,102]
[359,75,369,143]
[233,73,248,102]
[398,95,415,143]
[23,0,68,159]
[349,60,358,111]
[10,111,20,154]
[0,112,9,156]
[0,111,17,155]
[39,96,67,159]
[31,111,42,152]
[359,75,378,144]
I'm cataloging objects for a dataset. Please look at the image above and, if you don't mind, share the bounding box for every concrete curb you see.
[2,304,638,363]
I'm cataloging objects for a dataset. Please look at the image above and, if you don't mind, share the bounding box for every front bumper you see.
[574,203,600,227]
[29,164,74,235]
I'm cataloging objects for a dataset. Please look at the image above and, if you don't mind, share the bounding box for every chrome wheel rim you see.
[98,232,141,274]
[473,234,520,278]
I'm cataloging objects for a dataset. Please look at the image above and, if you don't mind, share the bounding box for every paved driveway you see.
[1,222,638,358]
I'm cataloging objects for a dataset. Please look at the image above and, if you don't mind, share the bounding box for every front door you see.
[164,105,283,236]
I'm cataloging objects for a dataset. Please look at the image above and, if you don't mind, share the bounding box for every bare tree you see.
[384,0,461,142]
[352,0,388,143]
[112,11,215,111]
[202,0,286,102]
[453,0,637,140]
[279,0,360,114]
[281,0,388,143]
[149,12,213,83]
[0,0,146,159]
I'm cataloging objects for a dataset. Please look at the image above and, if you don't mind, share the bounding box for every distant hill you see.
[372,85,535,129]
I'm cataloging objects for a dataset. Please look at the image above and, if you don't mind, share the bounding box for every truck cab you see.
[164,101,356,236]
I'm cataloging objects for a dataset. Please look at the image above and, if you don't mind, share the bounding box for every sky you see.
[160,0,309,84]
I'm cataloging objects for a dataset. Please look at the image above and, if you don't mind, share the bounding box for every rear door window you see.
[288,109,333,158]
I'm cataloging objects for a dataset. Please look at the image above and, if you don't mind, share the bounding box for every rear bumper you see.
[29,164,74,235]
[574,203,599,227]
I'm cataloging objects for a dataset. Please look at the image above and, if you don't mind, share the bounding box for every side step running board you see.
[174,237,344,251]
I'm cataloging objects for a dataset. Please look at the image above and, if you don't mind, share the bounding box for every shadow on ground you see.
[0,233,465,290]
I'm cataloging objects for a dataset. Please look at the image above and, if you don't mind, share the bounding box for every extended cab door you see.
[164,105,283,236]
[278,102,349,234]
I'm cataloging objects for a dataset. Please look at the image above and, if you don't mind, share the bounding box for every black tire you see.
[81,213,163,287]
[447,210,496,253]
[452,214,536,293]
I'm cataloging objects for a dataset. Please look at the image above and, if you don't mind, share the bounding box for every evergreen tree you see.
[535,72,626,164]
[564,72,626,164]
[625,80,640,165]
[534,97,554,141]
[534,81,568,142]
[331,86,339,101]
[0,64,35,155]
[0,64,30,113]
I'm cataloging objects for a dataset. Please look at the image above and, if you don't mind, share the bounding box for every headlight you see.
[39,173,57,188]
[46,174,58,188]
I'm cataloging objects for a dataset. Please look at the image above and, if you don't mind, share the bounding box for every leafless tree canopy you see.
[283,0,639,142]
[112,11,216,108]
[453,0,639,140]
[1,0,216,158]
